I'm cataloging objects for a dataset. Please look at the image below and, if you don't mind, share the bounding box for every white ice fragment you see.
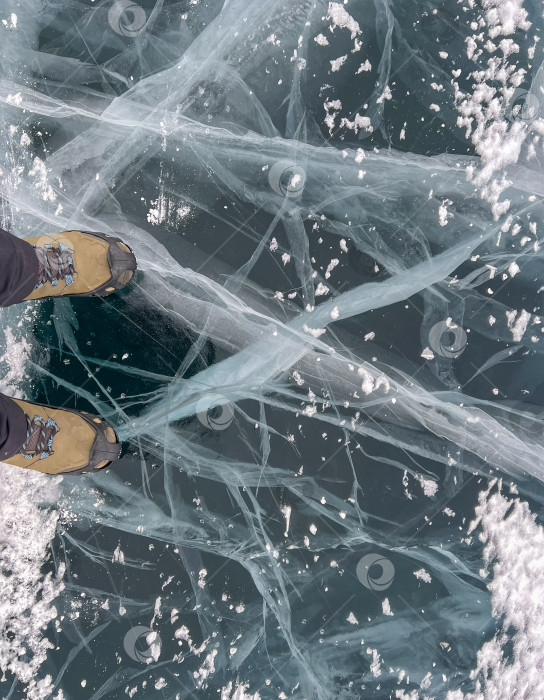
[194,650,218,688]
[292,370,304,386]
[346,611,359,624]
[508,262,520,277]
[382,598,393,616]
[325,98,342,111]
[325,258,339,279]
[414,568,432,583]
[505,309,530,341]
[303,324,326,338]
[417,476,438,497]
[330,55,347,72]
[220,682,261,700]
[314,33,329,46]
[438,199,453,226]
[29,157,56,202]
[281,505,292,537]
[177,205,191,218]
[420,672,432,690]
[113,546,125,564]
[368,648,382,677]
[376,86,392,103]
[354,148,366,163]
[326,3,361,39]
[358,368,374,395]
[302,405,318,417]
[315,282,330,296]
[147,193,168,225]
[174,625,190,643]
[421,347,435,360]
[6,92,22,106]
[356,60,372,73]
[483,0,530,38]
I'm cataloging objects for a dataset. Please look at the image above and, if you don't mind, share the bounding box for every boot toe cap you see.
[88,418,122,470]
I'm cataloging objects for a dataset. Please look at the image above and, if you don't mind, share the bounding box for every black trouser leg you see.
[0,392,27,460]
[0,227,39,307]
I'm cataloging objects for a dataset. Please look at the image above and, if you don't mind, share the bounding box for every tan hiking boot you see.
[23,230,137,301]
[2,399,121,475]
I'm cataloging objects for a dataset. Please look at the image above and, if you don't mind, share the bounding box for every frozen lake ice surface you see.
[1,0,544,697]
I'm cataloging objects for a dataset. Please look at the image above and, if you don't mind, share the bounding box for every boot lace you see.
[20,415,60,460]
[34,243,75,289]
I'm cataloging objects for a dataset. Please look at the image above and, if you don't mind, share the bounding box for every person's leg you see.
[0,392,28,461]
[0,227,40,307]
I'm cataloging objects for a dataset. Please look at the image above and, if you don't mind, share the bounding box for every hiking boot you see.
[23,230,137,301]
[2,399,121,475]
